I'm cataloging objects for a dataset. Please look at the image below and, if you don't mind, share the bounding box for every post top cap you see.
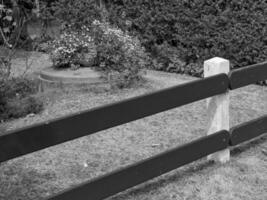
[205,57,229,64]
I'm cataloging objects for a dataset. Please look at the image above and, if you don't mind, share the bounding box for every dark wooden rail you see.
[229,62,267,89]
[0,74,228,163]
[230,115,267,146]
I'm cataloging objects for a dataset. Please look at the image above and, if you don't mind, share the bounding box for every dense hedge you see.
[47,0,102,27]
[106,0,267,76]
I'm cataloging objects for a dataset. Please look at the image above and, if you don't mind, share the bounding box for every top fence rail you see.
[229,62,267,89]
[0,74,228,163]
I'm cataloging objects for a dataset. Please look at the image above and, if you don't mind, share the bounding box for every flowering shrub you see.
[50,26,96,68]
[49,20,148,87]
[92,20,149,87]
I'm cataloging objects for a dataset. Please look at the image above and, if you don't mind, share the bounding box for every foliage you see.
[44,0,102,28]
[0,0,39,46]
[49,26,96,68]
[0,77,43,121]
[4,96,43,119]
[107,0,267,77]
[92,20,149,88]
[151,42,203,76]
[41,0,267,81]
[49,19,148,88]
[0,2,15,47]
[0,0,42,78]
[0,2,16,77]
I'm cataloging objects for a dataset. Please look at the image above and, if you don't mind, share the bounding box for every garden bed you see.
[0,69,266,200]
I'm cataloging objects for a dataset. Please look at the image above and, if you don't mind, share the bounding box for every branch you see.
[35,0,40,17]
[0,28,12,48]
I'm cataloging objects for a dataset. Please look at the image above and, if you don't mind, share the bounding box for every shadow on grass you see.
[230,134,267,156]
[109,159,215,200]
[110,134,267,200]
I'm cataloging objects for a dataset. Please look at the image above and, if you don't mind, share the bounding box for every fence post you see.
[204,57,230,163]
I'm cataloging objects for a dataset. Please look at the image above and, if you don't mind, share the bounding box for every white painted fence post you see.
[204,57,230,163]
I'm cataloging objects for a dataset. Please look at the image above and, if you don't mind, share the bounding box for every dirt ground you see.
[0,55,266,200]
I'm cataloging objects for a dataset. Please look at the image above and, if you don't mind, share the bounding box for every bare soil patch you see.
[0,65,266,199]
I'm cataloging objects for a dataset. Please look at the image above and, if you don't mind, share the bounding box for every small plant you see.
[5,96,43,119]
[0,77,43,121]
[50,26,96,68]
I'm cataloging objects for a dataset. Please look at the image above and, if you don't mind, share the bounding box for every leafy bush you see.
[2,77,37,98]
[91,20,149,88]
[49,26,96,68]
[107,0,267,76]
[0,77,43,121]
[151,42,203,77]
[45,0,102,28]
[5,96,43,119]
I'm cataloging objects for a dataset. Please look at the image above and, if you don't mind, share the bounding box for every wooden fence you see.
[0,57,266,200]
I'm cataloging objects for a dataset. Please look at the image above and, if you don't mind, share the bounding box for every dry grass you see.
[0,67,266,200]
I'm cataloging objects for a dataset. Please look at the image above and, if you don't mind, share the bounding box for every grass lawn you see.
[0,58,266,200]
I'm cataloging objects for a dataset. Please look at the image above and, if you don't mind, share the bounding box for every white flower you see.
[92,19,100,25]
